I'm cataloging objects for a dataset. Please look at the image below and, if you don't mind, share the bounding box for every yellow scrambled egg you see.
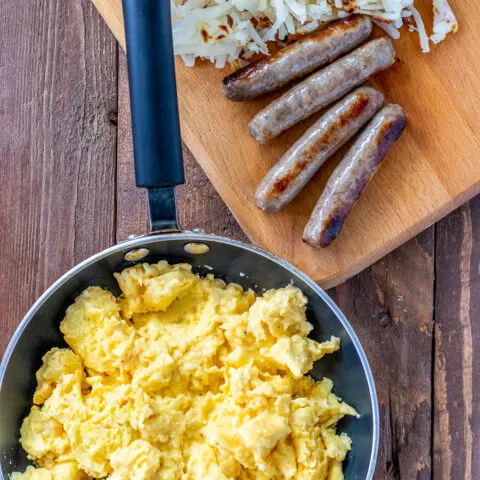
[12,261,357,480]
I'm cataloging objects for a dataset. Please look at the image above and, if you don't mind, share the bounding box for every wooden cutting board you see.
[92,0,479,288]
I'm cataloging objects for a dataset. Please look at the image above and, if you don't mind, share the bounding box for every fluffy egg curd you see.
[12,261,357,480]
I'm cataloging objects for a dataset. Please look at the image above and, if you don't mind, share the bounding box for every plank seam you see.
[113,43,120,244]
[431,221,437,480]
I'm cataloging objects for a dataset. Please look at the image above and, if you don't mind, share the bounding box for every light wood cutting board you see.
[92,0,479,288]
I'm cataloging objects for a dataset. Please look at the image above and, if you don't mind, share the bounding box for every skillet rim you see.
[0,233,379,479]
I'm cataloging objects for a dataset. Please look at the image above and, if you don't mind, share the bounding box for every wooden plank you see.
[332,228,434,479]
[116,51,247,243]
[116,51,147,242]
[93,0,480,288]
[0,0,118,356]
[434,197,480,479]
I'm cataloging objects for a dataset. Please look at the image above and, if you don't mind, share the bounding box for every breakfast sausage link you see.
[249,37,396,144]
[221,15,373,102]
[255,86,385,212]
[303,104,406,248]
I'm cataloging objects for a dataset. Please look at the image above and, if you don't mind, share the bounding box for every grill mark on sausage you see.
[338,92,370,126]
[316,213,348,247]
[271,161,308,195]
[268,93,370,199]
[376,116,407,145]
[317,178,366,247]
[223,60,267,84]
[371,115,407,168]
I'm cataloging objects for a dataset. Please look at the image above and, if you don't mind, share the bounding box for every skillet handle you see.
[122,0,185,189]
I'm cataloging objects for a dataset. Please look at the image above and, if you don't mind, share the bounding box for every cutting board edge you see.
[315,180,480,288]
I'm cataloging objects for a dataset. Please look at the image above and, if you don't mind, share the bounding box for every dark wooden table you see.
[1,2,478,479]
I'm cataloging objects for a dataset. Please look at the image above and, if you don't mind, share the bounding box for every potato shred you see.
[172,0,458,67]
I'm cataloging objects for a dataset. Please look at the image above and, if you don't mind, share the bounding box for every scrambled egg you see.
[12,261,357,480]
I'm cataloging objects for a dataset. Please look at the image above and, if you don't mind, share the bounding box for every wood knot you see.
[379,312,391,327]
[107,110,118,127]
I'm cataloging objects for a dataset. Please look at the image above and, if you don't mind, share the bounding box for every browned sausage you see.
[303,104,406,248]
[249,37,396,144]
[221,15,373,102]
[255,86,384,212]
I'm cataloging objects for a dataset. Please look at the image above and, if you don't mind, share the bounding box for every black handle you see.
[122,0,185,188]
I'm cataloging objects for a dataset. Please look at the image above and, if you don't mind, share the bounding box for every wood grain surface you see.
[1,2,479,480]
[0,0,118,352]
[92,0,480,288]
[333,229,435,479]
